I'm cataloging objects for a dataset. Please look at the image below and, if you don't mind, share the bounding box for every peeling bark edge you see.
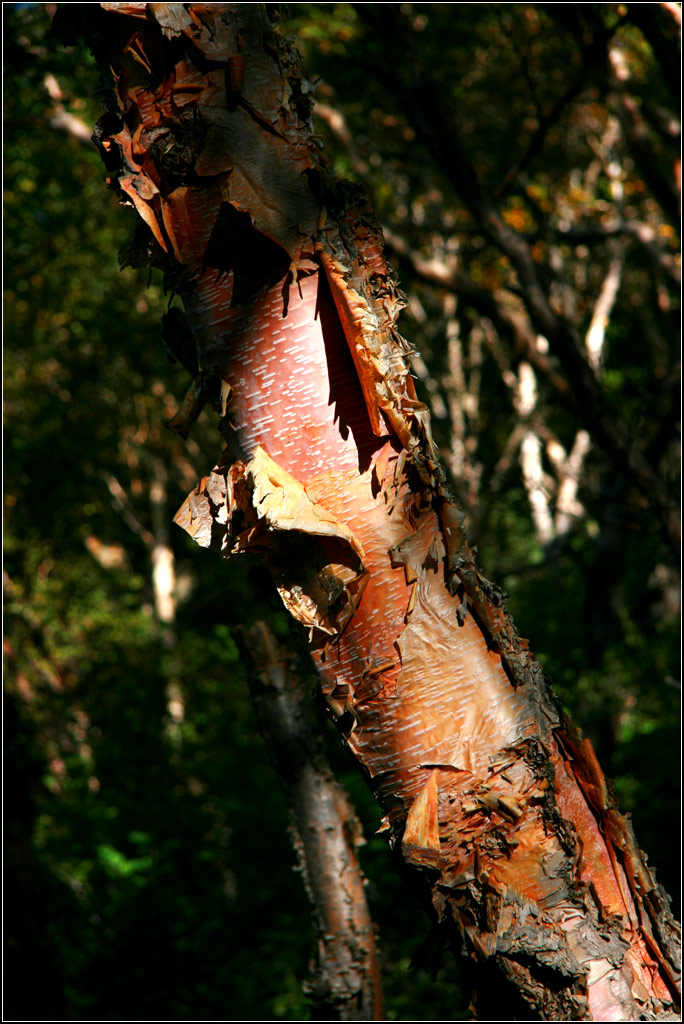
[67,3,682,1019]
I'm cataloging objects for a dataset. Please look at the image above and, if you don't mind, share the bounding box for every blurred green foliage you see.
[4,3,679,1021]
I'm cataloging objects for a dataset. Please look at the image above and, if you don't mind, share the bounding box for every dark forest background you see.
[4,3,680,1020]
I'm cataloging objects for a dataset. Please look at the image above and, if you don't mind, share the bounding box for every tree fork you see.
[68,4,680,1019]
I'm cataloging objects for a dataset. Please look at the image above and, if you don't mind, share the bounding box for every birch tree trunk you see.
[237,621,384,1021]
[73,4,680,1019]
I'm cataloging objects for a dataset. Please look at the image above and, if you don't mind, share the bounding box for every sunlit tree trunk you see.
[73,4,680,1019]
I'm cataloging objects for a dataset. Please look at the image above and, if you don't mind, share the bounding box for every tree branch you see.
[43,73,94,147]
[356,4,679,552]
[382,227,569,396]
[495,16,623,201]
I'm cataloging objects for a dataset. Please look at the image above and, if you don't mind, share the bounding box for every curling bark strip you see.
[77,4,680,1019]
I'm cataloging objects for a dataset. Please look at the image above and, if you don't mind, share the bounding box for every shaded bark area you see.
[70,4,681,1019]
[237,621,384,1021]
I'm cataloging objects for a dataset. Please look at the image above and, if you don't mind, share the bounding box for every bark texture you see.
[237,621,384,1021]
[74,4,681,1019]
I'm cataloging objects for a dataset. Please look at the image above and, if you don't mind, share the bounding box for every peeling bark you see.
[71,4,681,1019]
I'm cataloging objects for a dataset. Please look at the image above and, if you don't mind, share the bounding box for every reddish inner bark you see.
[87,4,678,1011]
[186,257,669,1014]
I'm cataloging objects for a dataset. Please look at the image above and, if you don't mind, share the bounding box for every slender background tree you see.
[3,3,680,1020]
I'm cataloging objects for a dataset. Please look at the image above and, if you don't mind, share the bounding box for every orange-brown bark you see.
[75,3,681,1019]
